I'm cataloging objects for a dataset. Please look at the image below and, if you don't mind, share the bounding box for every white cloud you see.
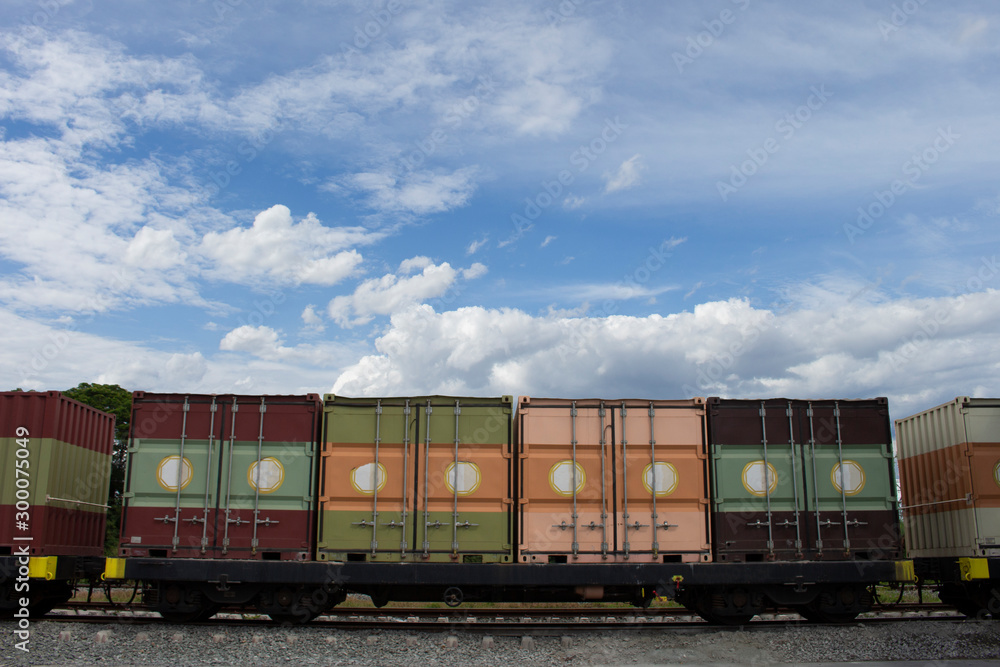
[603,154,644,194]
[467,237,489,255]
[337,167,480,215]
[541,235,557,247]
[200,205,374,286]
[332,288,1000,419]
[301,305,325,334]
[327,260,486,327]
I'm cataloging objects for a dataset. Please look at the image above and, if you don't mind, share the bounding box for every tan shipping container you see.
[896,397,1000,558]
[516,397,710,563]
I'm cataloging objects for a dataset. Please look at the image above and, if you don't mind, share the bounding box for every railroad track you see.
[38,601,965,632]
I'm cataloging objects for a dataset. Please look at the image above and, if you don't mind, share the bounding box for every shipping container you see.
[0,391,114,557]
[516,397,710,563]
[318,395,513,563]
[119,393,321,560]
[708,398,900,561]
[896,397,1000,558]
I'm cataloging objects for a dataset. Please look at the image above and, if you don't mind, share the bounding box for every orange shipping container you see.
[896,397,1000,558]
[516,397,710,563]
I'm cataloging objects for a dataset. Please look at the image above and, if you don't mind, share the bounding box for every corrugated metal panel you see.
[708,397,900,562]
[119,393,321,560]
[896,397,1000,557]
[0,391,114,556]
[318,395,513,563]
[517,397,710,563]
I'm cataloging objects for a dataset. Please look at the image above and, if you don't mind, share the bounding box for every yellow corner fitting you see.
[894,560,917,583]
[959,557,990,581]
[102,558,128,581]
[28,556,58,581]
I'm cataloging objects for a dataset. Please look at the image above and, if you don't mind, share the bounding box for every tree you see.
[63,383,132,555]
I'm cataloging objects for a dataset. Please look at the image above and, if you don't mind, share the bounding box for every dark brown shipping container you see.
[0,391,115,556]
[707,397,900,562]
[119,393,322,560]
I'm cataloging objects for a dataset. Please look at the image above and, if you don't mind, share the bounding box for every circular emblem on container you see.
[549,461,587,496]
[643,462,679,497]
[248,457,284,494]
[445,462,482,496]
[742,460,778,497]
[831,460,866,496]
[156,456,193,492]
[351,462,387,495]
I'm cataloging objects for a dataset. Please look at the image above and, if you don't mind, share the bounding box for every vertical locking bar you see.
[599,403,608,558]
[621,402,630,560]
[649,402,658,556]
[570,401,579,557]
[372,399,382,556]
[400,400,411,556]
[834,402,850,552]
[786,402,803,553]
[250,397,266,553]
[452,400,461,554]
[200,398,217,552]
[222,397,238,555]
[759,402,774,554]
[171,397,190,551]
[808,403,823,552]
[422,400,432,556]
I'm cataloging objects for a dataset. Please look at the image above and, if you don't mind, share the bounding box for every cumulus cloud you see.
[332,288,1000,418]
[200,205,375,286]
[327,260,487,327]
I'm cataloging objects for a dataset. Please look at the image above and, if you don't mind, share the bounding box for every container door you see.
[800,400,899,559]
[121,395,223,556]
[963,402,1000,553]
[319,397,415,561]
[415,397,512,562]
[709,399,804,561]
[217,396,317,559]
[614,400,710,563]
[518,400,611,562]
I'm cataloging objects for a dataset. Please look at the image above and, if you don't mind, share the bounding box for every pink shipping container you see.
[516,397,711,563]
[0,391,115,557]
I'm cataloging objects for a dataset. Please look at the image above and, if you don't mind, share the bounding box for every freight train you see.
[1,390,997,625]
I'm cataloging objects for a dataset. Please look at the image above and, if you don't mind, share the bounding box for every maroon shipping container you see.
[119,393,321,560]
[0,391,115,557]
[707,398,900,562]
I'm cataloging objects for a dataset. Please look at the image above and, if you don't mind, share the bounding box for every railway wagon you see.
[896,397,1000,617]
[103,392,912,624]
[0,391,115,615]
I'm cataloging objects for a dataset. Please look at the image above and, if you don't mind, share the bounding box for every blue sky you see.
[2,0,999,418]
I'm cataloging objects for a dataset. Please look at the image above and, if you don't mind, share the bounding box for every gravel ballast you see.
[2,619,999,665]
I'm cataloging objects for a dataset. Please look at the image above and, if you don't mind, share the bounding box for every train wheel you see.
[939,583,994,619]
[158,604,220,623]
[796,585,869,623]
[681,586,762,625]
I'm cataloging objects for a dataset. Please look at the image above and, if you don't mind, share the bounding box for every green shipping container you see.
[318,395,513,563]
